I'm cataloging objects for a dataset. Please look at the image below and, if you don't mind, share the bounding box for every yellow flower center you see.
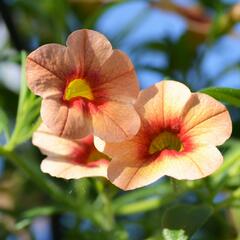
[88,149,110,163]
[149,131,183,154]
[64,79,94,101]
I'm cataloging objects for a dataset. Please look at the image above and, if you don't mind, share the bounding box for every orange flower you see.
[95,81,232,190]
[27,29,140,142]
[33,124,110,179]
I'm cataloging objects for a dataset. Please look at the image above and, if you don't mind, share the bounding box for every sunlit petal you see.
[41,157,109,179]
[92,101,141,142]
[27,44,74,98]
[182,93,232,145]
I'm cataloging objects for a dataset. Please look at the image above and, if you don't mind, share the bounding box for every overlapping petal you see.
[33,124,81,157]
[33,124,110,179]
[92,102,141,142]
[94,50,139,103]
[41,96,92,138]
[40,157,108,180]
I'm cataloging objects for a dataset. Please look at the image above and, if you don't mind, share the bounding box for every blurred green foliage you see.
[0,0,240,239]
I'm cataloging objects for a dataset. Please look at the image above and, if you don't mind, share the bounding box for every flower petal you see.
[41,157,108,179]
[40,95,68,136]
[95,136,143,159]
[107,144,222,190]
[162,145,223,180]
[92,101,140,142]
[94,50,139,103]
[41,96,92,138]
[107,154,165,191]
[66,29,112,76]
[135,80,191,127]
[26,44,74,98]
[33,124,109,179]
[32,124,80,157]
[103,136,158,190]
[182,93,232,145]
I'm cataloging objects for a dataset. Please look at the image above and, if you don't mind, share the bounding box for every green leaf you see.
[113,182,175,216]
[212,140,240,188]
[115,197,162,215]
[74,178,91,207]
[21,206,62,219]
[113,181,191,216]
[6,51,41,149]
[0,107,9,140]
[15,219,32,230]
[15,206,63,230]
[18,51,28,112]
[162,204,213,237]
[200,87,240,107]
[113,182,170,210]
[162,229,188,240]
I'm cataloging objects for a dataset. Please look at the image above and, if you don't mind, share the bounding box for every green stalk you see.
[93,179,115,231]
[115,198,161,215]
[0,146,75,209]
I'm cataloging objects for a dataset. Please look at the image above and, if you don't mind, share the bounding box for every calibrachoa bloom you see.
[33,124,110,179]
[95,81,232,190]
[27,29,140,142]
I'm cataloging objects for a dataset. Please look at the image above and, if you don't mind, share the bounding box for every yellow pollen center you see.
[149,131,183,154]
[88,149,110,163]
[64,79,94,101]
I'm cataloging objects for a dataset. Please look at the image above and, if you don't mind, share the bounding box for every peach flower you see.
[27,29,140,142]
[95,81,232,190]
[33,124,110,179]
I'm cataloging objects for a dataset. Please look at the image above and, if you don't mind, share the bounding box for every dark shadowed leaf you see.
[162,204,213,237]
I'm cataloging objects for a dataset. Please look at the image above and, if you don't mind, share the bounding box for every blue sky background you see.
[96,0,240,89]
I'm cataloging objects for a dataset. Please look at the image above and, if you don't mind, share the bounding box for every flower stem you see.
[0,145,75,209]
[94,179,115,231]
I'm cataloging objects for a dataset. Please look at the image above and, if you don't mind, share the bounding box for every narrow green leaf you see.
[21,206,62,219]
[0,107,9,140]
[115,197,161,215]
[200,87,240,107]
[212,141,240,188]
[113,182,170,210]
[162,204,213,237]
[6,51,40,149]
[17,51,28,114]
[15,219,31,230]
